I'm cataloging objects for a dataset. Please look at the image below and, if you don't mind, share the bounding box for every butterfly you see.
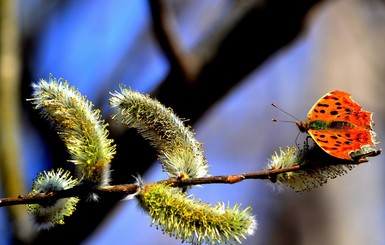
[295,90,381,163]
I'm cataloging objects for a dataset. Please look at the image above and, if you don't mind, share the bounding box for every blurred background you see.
[1,0,385,244]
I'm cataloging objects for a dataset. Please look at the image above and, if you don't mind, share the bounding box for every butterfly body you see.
[298,120,358,132]
[297,90,381,163]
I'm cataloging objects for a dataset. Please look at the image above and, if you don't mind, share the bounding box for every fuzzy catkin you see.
[268,146,357,192]
[110,88,209,179]
[27,168,79,230]
[137,183,256,245]
[30,76,116,187]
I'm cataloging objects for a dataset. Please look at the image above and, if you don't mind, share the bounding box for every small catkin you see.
[267,146,357,192]
[27,168,79,230]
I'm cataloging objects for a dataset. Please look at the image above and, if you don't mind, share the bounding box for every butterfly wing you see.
[307,90,374,129]
[308,128,377,160]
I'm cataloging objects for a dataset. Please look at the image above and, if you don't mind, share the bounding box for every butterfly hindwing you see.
[308,128,376,160]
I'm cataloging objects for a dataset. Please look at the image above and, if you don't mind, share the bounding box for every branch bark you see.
[0,164,301,207]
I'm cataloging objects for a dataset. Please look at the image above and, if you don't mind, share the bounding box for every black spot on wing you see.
[330,110,338,115]
[345,108,352,114]
[317,139,329,143]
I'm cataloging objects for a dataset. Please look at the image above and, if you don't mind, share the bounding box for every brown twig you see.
[0,164,301,207]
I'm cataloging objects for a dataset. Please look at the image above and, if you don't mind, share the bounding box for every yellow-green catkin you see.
[137,183,257,245]
[110,88,209,179]
[27,168,79,230]
[30,76,116,187]
[267,146,357,192]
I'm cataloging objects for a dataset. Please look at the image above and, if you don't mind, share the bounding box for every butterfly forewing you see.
[307,90,373,128]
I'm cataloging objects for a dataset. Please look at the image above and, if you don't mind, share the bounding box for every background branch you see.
[0,0,32,241]
[148,0,261,83]
[149,0,199,82]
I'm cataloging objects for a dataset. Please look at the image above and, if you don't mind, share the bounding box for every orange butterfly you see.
[296,90,381,163]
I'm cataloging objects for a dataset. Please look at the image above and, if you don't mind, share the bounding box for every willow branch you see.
[0,164,301,207]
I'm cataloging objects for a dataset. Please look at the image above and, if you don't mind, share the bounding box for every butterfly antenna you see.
[271,119,297,123]
[271,103,301,122]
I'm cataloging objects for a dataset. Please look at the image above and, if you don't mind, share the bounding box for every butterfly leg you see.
[351,149,382,163]
[294,132,312,151]
[303,135,313,150]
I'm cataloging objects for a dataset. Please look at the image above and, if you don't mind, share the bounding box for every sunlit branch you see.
[0,164,301,207]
